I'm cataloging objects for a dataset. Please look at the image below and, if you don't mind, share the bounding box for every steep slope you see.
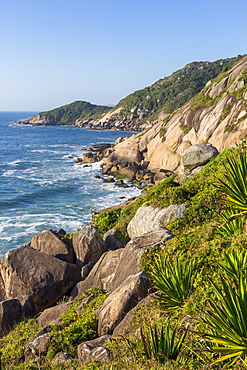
[103,56,247,173]
[19,101,110,126]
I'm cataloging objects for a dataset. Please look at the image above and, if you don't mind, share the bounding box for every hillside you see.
[18,55,244,130]
[100,55,247,178]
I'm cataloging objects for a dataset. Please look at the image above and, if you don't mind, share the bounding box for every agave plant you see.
[141,323,187,364]
[148,254,195,311]
[202,251,247,365]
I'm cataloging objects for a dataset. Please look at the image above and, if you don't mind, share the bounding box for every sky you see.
[0,0,246,111]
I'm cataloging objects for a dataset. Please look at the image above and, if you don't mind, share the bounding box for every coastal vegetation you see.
[2,141,247,369]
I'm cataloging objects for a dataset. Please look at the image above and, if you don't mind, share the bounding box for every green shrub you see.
[47,287,107,358]
[94,208,122,235]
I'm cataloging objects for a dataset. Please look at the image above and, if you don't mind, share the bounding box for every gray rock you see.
[0,245,80,313]
[77,335,111,364]
[25,326,51,361]
[52,352,75,365]
[127,203,186,239]
[97,272,151,335]
[109,229,173,292]
[72,225,106,270]
[30,229,74,263]
[182,144,219,171]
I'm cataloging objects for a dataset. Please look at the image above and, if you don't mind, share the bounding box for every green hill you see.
[38,100,110,124]
[115,55,244,121]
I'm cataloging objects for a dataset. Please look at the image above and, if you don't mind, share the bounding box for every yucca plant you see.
[218,210,244,237]
[141,323,187,364]
[219,249,247,281]
[148,254,195,311]
[202,251,247,366]
[217,152,247,234]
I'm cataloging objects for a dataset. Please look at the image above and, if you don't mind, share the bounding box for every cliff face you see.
[105,57,247,173]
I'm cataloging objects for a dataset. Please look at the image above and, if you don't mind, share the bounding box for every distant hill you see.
[19,101,110,126]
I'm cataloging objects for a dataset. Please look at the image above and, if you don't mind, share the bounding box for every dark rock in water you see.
[87,144,112,152]
[115,179,129,188]
[0,245,80,313]
[103,177,115,183]
[30,229,74,263]
[74,157,83,163]
[77,335,111,364]
[94,175,102,179]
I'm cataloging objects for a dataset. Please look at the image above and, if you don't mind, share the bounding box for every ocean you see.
[0,112,140,257]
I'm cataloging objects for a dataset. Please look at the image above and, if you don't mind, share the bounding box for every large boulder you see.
[72,225,106,271]
[77,335,111,364]
[70,249,123,299]
[97,272,151,335]
[127,203,186,239]
[182,144,219,171]
[0,245,80,313]
[0,297,35,338]
[71,228,172,299]
[30,229,74,263]
[108,229,173,293]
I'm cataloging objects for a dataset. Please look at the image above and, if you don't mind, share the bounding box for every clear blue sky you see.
[0,0,246,111]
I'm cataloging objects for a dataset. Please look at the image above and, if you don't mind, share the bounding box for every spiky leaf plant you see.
[148,255,195,311]
[217,152,247,236]
[141,323,187,364]
[202,251,247,366]
[218,210,244,237]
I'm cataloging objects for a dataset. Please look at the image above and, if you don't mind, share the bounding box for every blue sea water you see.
[0,112,140,256]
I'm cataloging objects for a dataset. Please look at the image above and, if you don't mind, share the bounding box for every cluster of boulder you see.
[74,138,219,188]
[0,200,188,366]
